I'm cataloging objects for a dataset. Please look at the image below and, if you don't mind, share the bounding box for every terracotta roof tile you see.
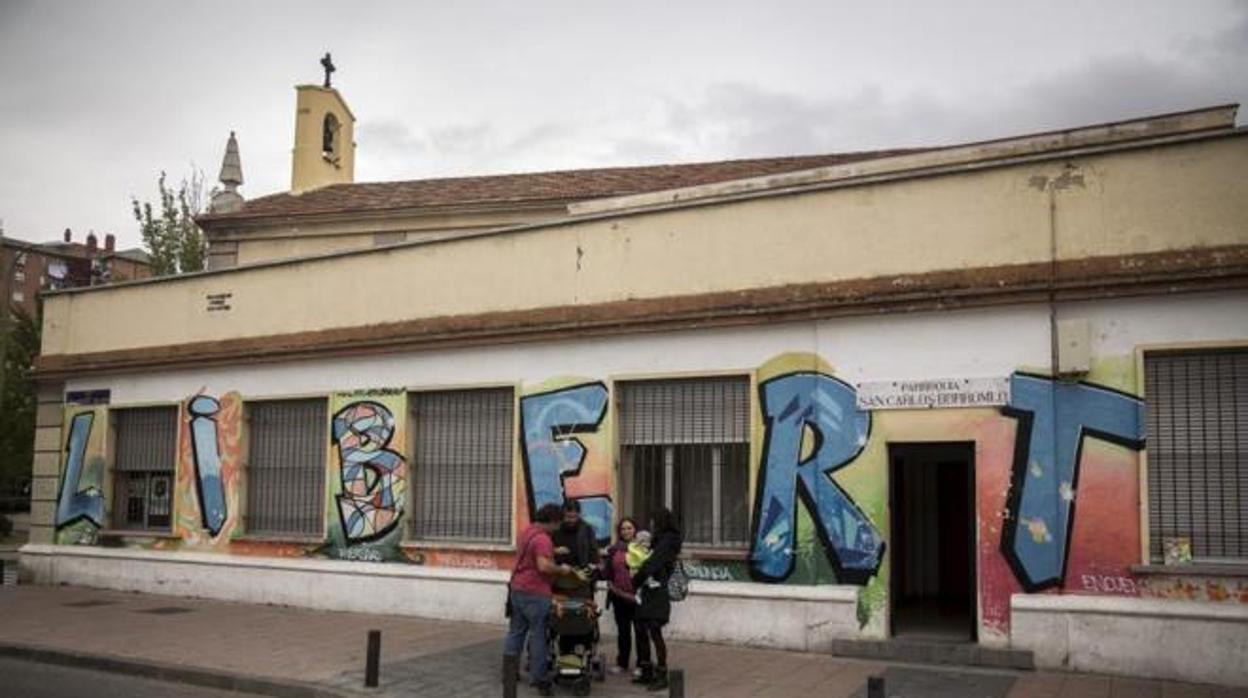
[198,150,918,223]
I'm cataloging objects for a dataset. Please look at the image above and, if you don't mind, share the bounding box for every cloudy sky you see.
[1,1,1245,249]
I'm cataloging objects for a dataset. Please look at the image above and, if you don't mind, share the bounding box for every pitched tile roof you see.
[198,150,918,223]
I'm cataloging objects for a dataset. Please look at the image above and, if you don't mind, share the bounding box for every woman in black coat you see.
[631,507,682,690]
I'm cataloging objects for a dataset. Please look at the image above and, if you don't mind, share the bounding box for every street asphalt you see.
[0,656,270,698]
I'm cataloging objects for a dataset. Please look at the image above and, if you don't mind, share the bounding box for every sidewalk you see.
[0,585,1242,698]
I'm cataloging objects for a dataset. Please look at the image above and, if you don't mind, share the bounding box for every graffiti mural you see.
[1000,373,1145,591]
[54,409,106,540]
[175,392,242,546]
[519,381,613,542]
[750,370,884,585]
[331,392,407,546]
[42,349,1179,647]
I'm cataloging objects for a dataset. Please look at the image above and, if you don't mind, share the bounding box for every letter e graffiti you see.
[519,383,613,542]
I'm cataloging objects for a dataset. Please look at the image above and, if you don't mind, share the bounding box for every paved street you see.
[0,585,1244,698]
[0,656,269,698]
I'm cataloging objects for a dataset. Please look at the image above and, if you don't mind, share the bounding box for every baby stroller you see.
[547,590,607,695]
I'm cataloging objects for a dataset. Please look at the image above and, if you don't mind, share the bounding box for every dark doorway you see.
[889,442,976,642]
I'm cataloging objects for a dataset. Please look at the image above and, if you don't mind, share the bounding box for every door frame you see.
[887,441,978,642]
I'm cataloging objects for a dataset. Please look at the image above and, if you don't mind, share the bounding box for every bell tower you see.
[291,53,356,193]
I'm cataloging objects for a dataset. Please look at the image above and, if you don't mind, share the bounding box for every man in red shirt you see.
[504,503,573,696]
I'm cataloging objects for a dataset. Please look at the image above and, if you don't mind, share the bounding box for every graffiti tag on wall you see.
[333,400,407,543]
[519,382,613,542]
[187,395,228,536]
[55,411,105,532]
[1000,373,1145,591]
[749,371,884,585]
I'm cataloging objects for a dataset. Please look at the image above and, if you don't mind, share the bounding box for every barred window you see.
[1145,348,1248,563]
[619,376,751,547]
[410,388,514,543]
[245,399,327,538]
[112,406,178,531]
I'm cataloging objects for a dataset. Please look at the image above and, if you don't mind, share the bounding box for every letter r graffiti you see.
[749,372,883,584]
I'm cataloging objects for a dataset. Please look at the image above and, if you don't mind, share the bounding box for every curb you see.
[0,641,350,698]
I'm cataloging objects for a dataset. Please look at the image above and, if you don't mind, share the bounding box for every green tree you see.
[132,169,211,276]
[0,306,40,503]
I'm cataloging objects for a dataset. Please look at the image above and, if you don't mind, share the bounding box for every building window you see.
[10,289,22,303]
[111,406,178,531]
[619,376,751,548]
[245,398,327,538]
[1145,348,1248,563]
[13,269,25,284]
[409,388,514,543]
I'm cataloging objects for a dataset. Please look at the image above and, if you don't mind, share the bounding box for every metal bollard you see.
[365,629,381,688]
[668,668,685,698]
[867,675,885,698]
[502,654,518,698]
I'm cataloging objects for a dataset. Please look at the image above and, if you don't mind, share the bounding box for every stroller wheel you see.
[574,676,592,696]
[592,655,606,682]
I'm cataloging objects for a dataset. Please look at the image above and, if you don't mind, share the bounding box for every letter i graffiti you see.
[188,395,228,536]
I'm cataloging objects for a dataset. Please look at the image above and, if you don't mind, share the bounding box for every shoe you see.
[648,667,669,691]
[608,665,625,675]
[632,665,654,685]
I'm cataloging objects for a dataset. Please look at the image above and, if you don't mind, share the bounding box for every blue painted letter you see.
[188,395,228,536]
[1001,374,1145,591]
[519,383,612,542]
[750,372,882,584]
[55,412,104,529]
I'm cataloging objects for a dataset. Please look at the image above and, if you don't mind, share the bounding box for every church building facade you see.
[21,81,1248,685]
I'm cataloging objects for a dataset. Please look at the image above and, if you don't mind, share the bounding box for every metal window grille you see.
[111,406,178,531]
[1145,348,1248,563]
[245,399,327,537]
[410,388,514,543]
[619,376,750,547]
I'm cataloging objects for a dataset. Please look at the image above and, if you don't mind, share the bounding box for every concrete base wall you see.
[19,545,860,651]
[1011,594,1248,687]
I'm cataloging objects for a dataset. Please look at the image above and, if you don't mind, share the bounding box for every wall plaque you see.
[855,376,1009,410]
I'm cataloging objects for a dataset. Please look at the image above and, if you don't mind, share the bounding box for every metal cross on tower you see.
[321,52,336,88]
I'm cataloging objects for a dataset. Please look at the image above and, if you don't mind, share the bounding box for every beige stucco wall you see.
[41,135,1248,357]
[216,203,572,267]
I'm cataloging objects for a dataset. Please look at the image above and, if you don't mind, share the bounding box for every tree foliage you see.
[0,306,40,501]
[132,170,211,276]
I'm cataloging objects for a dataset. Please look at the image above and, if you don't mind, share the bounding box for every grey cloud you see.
[610,32,1248,164]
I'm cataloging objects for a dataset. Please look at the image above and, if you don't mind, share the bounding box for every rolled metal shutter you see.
[1145,348,1248,563]
[410,388,514,543]
[245,399,327,537]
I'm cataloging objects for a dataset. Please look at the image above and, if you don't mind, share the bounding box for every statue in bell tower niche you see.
[323,113,340,160]
[320,52,336,88]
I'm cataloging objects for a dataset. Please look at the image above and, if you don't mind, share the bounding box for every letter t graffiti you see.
[1001,374,1145,591]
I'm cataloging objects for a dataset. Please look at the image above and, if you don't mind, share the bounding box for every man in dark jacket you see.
[551,499,602,657]
[631,507,682,691]
[552,499,601,579]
